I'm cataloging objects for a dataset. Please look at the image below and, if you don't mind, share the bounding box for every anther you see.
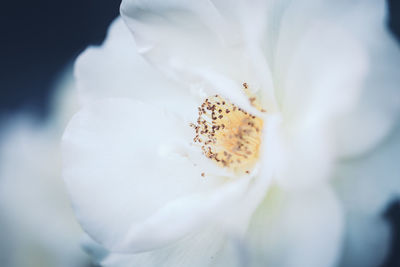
[190,94,263,174]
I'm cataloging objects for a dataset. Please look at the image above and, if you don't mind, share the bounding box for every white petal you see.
[120,0,276,109]
[335,122,400,223]
[333,1,400,157]
[63,98,251,253]
[115,175,251,253]
[101,225,244,267]
[274,20,368,188]
[276,121,335,189]
[281,22,368,127]
[120,0,239,76]
[209,0,284,109]
[333,122,400,266]
[273,0,344,100]
[75,17,196,116]
[246,184,343,267]
[274,0,400,158]
[81,233,110,263]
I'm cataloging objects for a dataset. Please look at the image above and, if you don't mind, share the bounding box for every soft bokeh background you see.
[0,0,399,266]
[0,1,120,266]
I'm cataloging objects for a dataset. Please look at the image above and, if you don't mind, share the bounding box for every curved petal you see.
[81,233,110,264]
[246,184,343,267]
[101,225,244,267]
[115,175,251,253]
[333,121,400,266]
[120,0,277,109]
[276,122,335,189]
[332,1,400,157]
[281,22,368,128]
[62,98,251,253]
[75,17,196,116]
[274,21,368,188]
[274,0,400,158]
[334,121,400,219]
[273,0,347,103]
[120,0,240,77]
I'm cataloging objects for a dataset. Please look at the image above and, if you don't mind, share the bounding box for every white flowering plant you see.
[62,1,400,266]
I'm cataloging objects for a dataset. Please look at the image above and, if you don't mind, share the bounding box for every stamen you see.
[190,94,264,174]
[242,83,267,113]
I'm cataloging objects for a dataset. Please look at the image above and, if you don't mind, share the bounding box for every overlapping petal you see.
[247,184,343,267]
[62,98,253,253]
[273,0,400,158]
[75,18,196,117]
[332,1,400,157]
[63,0,400,266]
[120,0,242,79]
[334,122,400,266]
[100,225,244,267]
[120,0,278,110]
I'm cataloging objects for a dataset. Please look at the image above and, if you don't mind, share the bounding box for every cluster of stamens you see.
[190,93,263,174]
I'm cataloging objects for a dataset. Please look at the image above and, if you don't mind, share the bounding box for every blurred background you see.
[0,1,120,266]
[0,0,399,266]
[0,0,120,118]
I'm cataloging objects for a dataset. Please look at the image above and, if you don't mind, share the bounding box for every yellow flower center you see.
[191,93,264,175]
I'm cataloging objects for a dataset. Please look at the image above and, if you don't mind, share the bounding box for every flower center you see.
[191,94,263,174]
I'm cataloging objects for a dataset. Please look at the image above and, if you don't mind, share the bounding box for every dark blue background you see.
[0,0,399,266]
[0,0,120,117]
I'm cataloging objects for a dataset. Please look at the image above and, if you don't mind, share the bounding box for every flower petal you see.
[335,121,400,223]
[274,0,400,158]
[247,184,343,267]
[334,122,400,266]
[120,0,239,77]
[101,225,244,267]
[274,21,368,188]
[281,22,368,127]
[75,17,195,116]
[114,175,251,253]
[120,0,277,109]
[63,98,251,253]
[332,1,400,157]
[276,122,335,189]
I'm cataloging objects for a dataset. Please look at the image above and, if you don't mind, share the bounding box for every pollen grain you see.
[190,95,263,174]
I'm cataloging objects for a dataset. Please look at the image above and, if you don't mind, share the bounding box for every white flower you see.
[0,69,90,267]
[63,1,400,267]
